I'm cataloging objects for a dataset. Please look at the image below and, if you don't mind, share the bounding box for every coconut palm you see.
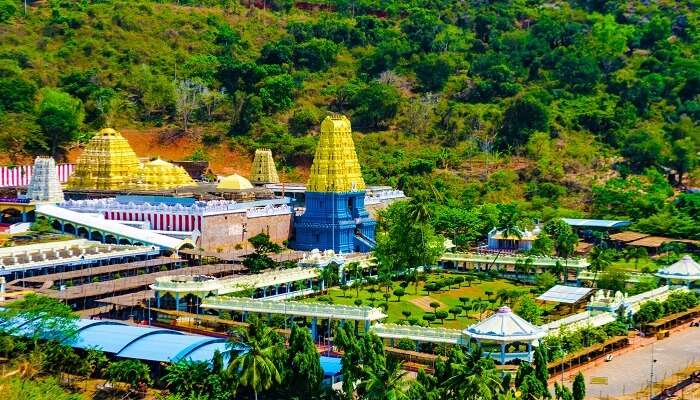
[226,318,285,400]
[623,247,648,270]
[588,246,613,285]
[359,358,411,400]
[443,347,502,399]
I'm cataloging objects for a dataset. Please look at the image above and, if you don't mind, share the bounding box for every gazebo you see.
[462,306,546,365]
[655,255,700,288]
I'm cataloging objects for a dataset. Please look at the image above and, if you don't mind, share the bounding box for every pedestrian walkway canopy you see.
[372,323,462,344]
[655,255,700,282]
[201,298,387,321]
[440,252,590,269]
[36,204,189,250]
[537,285,593,304]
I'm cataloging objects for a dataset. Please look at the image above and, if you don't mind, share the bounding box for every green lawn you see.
[303,273,535,329]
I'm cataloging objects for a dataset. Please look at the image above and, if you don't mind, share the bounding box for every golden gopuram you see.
[67,128,194,191]
[250,149,280,185]
[67,128,141,191]
[306,114,365,193]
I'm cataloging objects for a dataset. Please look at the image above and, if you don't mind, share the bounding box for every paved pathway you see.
[565,327,700,398]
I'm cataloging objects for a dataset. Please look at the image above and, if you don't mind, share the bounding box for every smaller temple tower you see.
[26,157,64,203]
[294,115,376,253]
[250,149,280,185]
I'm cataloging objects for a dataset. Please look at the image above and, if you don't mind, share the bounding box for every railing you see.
[202,298,387,320]
[372,323,462,344]
[577,270,646,282]
[441,252,590,268]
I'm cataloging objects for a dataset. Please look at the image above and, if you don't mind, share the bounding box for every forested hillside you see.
[0,0,698,238]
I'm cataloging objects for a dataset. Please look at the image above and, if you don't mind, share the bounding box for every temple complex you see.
[293,115,376,253]
[25,157,64,203]
[67,128,141,191]
[250,149,280,184]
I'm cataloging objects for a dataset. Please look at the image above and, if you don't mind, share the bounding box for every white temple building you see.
[462,306,546,364]
[656,255,700,288]
[24,157,64,203]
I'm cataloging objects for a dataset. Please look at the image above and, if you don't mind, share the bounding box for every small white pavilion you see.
[462,306,546,365]
[655,255,700,288]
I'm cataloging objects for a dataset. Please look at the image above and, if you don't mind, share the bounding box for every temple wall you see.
[200,212,292,252]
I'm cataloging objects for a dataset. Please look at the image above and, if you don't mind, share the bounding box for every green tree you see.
[0,0,16,23]
[36,88,84,156]
[163,359,212,397]
[349,80,400,129]
[498,95,548,149]
[285,324,323,398]
[435,310,449,324]
[259,74,298,112]
[0,294,77,348]
[105,360,152,389]
[393,288,405,302]
[588,246,613,285]
[572,372,586,400]
[449,306,462,320]
[358,358,411,400]
[242,233,282,273]
[670,137,698,185]
[516,297,543,325]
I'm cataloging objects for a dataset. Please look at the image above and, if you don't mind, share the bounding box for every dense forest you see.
[0,0,698,237]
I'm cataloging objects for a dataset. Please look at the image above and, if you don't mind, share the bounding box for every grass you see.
[304,273,535,329]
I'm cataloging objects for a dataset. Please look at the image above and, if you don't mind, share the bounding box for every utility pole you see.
[649,343,657,400]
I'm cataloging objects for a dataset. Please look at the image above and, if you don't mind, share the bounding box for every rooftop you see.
[655,255,700,281]
[463,306,546,343]
[36,204,188,250]
[561,218,631,229]
[537,285,594,304]
[202,298,387,321]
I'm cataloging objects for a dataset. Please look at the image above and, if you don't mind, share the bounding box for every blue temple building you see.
[293,115,376,253]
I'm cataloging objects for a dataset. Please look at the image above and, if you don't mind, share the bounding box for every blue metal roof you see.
[320,356,342,377]
[561,218,631,228]
[119,333,220,362]
[73,323,182,353]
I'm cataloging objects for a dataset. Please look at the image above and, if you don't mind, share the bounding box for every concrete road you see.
[581,327,700,398]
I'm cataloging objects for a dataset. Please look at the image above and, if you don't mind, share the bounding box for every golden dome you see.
[66,128,141,190]
[307,115,365,193]
[134,158,195,191]
[217,174,254,190]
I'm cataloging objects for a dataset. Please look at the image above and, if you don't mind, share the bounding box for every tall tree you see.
[358,357,411,400]
[226,317,285,400]
[572,372,586,400]
[36,88,84,157]
[588,246,612,285]
[285,324,323,398]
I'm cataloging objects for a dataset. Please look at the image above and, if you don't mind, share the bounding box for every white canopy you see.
[656,255,700,281]
[463,306,546,343]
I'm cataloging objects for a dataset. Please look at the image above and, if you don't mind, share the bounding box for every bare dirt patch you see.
[409,296,445,312]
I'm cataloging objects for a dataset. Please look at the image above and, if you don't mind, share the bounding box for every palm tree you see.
[524,257,535,276]
[624,247,648,270]
[514,259,526,281]
[660,242,685,264]
[588,246,612,286]
[552,260,566,283]
[226,318,285,400]
[359,358,411,400]
[406,197,430,225]
[443,347,502,399]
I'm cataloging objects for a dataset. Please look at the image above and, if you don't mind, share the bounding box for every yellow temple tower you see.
[250,149,280,185]
[306,115,366,193]
[66,128,141,190]
[134,158,195,191]
[294,114,375,253]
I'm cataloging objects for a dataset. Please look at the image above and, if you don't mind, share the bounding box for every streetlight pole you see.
[649,343,657,400]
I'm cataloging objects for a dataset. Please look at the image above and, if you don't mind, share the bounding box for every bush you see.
[422,313,436,324]
[288,107,319,136]
[396,338,415,350]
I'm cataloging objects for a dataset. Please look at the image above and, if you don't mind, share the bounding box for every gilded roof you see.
[306,115,365,193]
[66,128,141,191]
[217,174,254,190]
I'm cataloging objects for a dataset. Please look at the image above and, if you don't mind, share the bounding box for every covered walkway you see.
[36,204,190,250]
